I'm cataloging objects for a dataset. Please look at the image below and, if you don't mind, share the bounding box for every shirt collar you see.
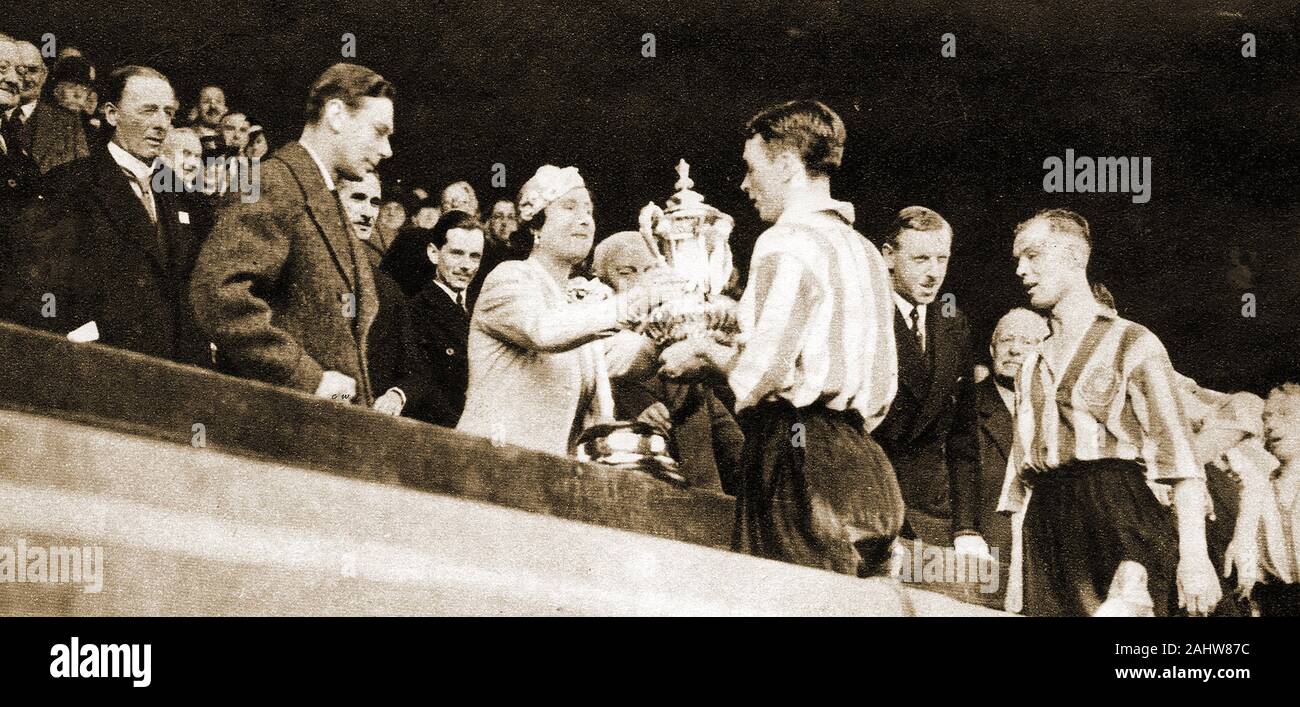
[775,192,855,227]
[107,140,157,183]
[994,380,1016,414]
[299,141,336,191]
[18,101,35,120]
[893,292,926,324]
[433,279,463,306]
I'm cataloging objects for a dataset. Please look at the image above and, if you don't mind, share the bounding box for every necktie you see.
[910,307,925,354]
[0,111,13,155]
[123,166,157,223]
[455,289,466,311]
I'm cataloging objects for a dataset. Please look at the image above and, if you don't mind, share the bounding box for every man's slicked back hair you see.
[304,62,395,125]
[744,99,845,177]
[103,65,170,107]
[885,205,952,247]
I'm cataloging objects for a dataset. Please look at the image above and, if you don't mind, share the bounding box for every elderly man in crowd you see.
[6,40,45,152]
[948,307,1048,608]
[0,36,39,221]
[158,126,203,190]
[191,63,397,408]
[594,231,744,493]
[158,125,217,242]
[3,65,212,366]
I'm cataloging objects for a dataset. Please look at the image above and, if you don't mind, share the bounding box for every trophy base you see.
[575,422,690,489]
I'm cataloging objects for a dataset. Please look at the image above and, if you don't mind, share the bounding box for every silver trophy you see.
[636,160,739,345]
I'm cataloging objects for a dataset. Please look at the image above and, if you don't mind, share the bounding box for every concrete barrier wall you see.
[0,323,1004,616]
[0,323,734,549]
[0,410,1000,615]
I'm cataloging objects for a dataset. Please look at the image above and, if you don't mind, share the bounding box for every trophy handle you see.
[637,202,668,265]
[704,209,735,295]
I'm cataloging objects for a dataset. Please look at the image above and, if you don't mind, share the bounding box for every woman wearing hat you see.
[456,165,660,456]
[26,54,94,172]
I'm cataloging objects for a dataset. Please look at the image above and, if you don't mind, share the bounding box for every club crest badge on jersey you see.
[1081,365,1118,409]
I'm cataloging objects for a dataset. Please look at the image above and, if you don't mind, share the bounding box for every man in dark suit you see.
[399,210,483,427]
[873,206,976,547]
[949,307,1048,608]
[190,63,395,407]
[0,37,39,230]
[339,171,430,417]
[1,65,210,367]
[7,40,44,153]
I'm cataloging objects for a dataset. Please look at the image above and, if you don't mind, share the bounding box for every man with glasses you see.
[6,40,45,152]
[0,36,39,226]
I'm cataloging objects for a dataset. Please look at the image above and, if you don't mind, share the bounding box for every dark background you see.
[10,0,1300,393]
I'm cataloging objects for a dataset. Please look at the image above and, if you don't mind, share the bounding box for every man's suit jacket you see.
[405,281,470,427]
[189,141,379,403]
[873,302,976,518]
[356,236,441,415]
[0,127,39,250]
[949,376,1014,555]
[1,145,210,366]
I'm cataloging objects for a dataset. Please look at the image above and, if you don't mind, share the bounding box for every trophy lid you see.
[662,159,712,220]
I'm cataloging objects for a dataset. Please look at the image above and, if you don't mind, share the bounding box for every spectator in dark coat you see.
[948,307,1048,608]
[0,38,39,232]
[1,65,210,366]
[381,209,482,427]
[873,206,977,547]
[340,171,432,417]
[26,54,93,174]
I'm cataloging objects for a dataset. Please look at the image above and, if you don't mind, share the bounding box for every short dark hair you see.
[304,63,395,125]
[744,99,846,177]
[102,65,170,107]
[885,206,952,247]
[511,208,546,257]
[380,210,479,297]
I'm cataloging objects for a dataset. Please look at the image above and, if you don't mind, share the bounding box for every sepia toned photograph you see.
[0,0,1297,687]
